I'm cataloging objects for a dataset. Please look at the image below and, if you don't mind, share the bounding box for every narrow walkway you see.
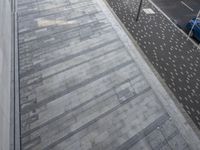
[17,0,199,149]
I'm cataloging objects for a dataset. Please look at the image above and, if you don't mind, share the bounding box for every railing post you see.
[136,0,143,22]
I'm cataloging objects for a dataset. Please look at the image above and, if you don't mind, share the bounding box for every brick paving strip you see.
[17,0,200,149]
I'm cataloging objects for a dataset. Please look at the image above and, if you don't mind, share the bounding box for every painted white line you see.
[148,0,199,49]
[143,8,155,14]
[181,1,194,12]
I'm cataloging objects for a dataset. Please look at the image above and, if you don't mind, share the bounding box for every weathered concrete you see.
[17,0,200,149]
[0,0,12,150]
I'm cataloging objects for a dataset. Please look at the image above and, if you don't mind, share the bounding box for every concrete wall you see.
[0,0,12,149]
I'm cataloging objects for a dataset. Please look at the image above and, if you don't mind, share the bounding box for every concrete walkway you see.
[17,0,200,149]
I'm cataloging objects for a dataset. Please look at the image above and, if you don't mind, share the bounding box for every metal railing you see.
[11,0,21,149]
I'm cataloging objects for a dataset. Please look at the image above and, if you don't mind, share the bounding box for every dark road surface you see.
[106,0,200,129]
[152,0,200,29]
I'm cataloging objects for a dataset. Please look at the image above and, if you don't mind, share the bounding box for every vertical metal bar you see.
[10,0,20,150]
[136,0,143,22]
[13,0,21,149]
[10,10,15,150]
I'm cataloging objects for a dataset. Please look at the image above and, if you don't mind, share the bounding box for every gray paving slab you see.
[17,0,200,149]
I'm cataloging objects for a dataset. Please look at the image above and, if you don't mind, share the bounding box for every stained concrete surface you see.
[17,0,200,150]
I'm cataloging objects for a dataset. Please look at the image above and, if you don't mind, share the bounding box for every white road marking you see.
[143,8,155,14]
[181,1,194,12]
[148,0,200,49]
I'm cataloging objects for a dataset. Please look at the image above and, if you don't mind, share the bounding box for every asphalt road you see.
[152,0,200,30]
[106,0,200,129]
